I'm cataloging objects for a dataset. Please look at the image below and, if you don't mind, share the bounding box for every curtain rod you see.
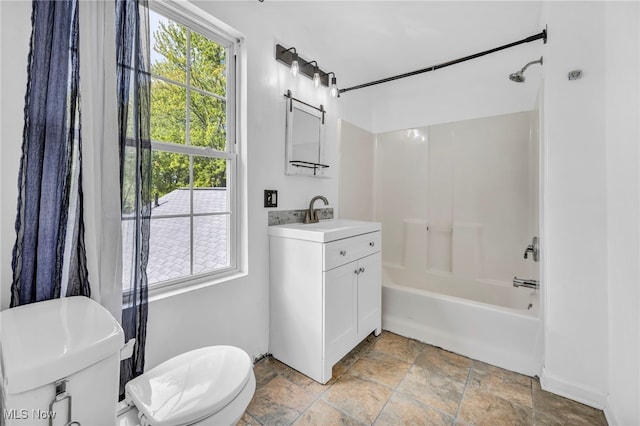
[339,28,547,95]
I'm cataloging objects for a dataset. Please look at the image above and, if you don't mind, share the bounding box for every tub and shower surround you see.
[340,111,542,375]
[374,111,539,285]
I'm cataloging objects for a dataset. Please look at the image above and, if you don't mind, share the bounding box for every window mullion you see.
[149,73,227,102]
[150,140,235,159]
[186,27,191,148]
[189,154,194,276]
[148,211,231,220]
[186,28,195,277]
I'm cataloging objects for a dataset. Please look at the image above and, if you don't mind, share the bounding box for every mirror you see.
[285,95,327,177]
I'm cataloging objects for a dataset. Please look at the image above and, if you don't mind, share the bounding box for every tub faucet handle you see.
[523,236,539,262]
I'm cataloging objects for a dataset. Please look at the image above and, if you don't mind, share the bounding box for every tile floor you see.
[238,331,608,426]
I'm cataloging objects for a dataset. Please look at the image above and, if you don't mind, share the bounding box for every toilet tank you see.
[1,296,124,426]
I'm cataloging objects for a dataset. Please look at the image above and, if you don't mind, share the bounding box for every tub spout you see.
[513,276,539,289]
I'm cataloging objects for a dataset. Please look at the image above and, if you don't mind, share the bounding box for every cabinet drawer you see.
[324,231,380,271]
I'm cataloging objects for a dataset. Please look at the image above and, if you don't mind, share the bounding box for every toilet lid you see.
[126,346,252,426]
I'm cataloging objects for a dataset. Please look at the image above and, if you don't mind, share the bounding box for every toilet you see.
[0,296,255,426]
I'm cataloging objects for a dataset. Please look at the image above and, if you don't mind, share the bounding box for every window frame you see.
[129,1,241,296]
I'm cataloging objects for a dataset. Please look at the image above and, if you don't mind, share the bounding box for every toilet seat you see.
[125,346,253,426]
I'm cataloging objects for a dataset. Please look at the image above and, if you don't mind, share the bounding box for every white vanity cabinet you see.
[269,220,382,384]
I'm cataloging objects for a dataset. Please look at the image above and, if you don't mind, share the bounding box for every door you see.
[324,261,358,366]
[357,252,381,339]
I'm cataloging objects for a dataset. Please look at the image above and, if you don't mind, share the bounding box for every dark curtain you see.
[116,0,151,398]
[11,0,90,307]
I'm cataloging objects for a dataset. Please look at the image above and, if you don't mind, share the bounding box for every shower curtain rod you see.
[339,28,547,95]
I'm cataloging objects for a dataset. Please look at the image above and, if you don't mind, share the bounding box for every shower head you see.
[509,56,543,83]
[509,71,526,83]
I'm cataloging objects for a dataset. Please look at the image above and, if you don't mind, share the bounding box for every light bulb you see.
[290,53,299,77]
[330,75,338,98]
[313,70,321,88]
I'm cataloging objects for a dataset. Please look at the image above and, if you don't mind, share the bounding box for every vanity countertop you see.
[268,219,381,243]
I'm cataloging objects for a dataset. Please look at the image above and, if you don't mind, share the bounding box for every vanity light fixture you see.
[328,72,338,98]
[280,47,299,77]
[310,61,321,88]
[275,44,337,96]
[290,53,299,77]
[302,60,321,88]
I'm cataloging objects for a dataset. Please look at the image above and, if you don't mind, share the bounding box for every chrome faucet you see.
[513,276,539,290]
[304,195,329,224]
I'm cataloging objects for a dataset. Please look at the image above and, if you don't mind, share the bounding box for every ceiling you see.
[218,1,545,89]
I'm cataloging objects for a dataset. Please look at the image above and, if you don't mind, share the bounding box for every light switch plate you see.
[264,190,278,208]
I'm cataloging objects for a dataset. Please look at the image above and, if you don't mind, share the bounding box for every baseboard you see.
[604,395,619,426]
[540,367,607,409]
[604,393,640,426]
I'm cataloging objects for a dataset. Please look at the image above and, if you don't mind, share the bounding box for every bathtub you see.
[382,266,543,376]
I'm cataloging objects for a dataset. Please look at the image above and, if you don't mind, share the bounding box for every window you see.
[123,5,239,293]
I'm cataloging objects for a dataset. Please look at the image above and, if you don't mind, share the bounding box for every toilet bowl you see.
[0,297,256,426]
[117,346,256,426]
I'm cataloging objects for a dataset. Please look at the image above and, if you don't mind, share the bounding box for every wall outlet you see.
[264,190,278,208]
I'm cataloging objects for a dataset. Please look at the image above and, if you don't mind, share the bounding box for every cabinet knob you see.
[369,241,375,247]
[354,269,360,275]
[359,267,365,273]
[340,250,347,256]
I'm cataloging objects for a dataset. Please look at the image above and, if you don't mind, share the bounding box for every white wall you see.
[604,2,640,425]
[0,1,371,368]
[540,1,610,408]
[539,5,640,423]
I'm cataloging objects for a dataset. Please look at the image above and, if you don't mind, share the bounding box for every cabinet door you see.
[324,261,358,366]
[357,252,381,339]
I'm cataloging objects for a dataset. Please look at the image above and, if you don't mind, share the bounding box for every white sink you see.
[268,219,381,242]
